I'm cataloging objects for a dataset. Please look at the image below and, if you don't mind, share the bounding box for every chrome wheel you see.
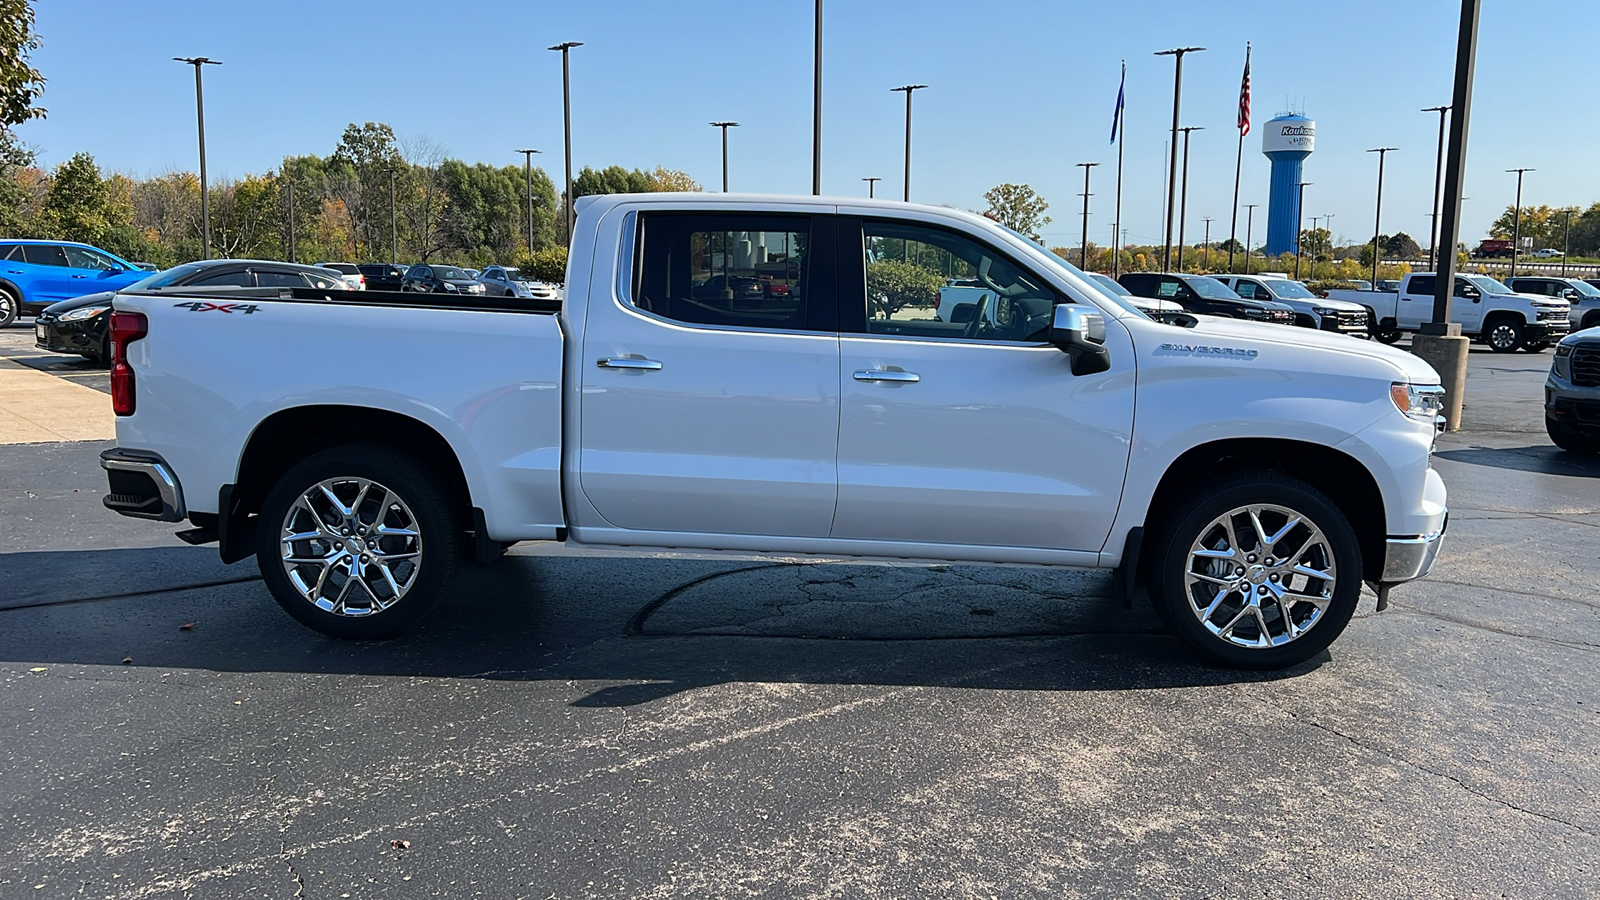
[0,289,15,327]
[1184,503,1336,649]
[279,477,422,617]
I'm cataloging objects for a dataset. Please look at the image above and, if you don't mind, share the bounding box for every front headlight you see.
[442,283,459,292]
[1242,307,1266,318]
[1312,306,1340,316]
[58,305,111,322]
[1553,341,1573,379]
[1391,382,1446,427]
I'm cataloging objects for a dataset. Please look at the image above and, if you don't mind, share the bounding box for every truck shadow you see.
[1433,444,1600,478]
[0,546,1328,700]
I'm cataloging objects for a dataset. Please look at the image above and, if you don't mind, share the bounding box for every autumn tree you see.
[0,0,45,131]
[982,183,1051,242]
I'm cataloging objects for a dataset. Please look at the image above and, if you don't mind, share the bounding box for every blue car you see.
[0,239,149,327]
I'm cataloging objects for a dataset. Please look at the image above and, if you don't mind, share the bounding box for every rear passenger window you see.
[1408,275,1435,295]
[23,244,69,266]
[634,213,815,331]
[190,270,254,287]
[254,271,303,287]
[1156,280,1180,298]
[1235,281,1258,298]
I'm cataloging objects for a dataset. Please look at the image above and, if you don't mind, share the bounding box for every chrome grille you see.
[1572,344,1600,387]
[1538,307,1569,321]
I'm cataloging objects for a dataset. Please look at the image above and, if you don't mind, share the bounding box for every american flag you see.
[1237,44,1252,135]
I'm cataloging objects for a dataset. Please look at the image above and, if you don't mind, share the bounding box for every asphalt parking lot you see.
[2,320,1597,898]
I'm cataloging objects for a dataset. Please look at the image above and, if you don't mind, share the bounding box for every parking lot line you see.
[0,356,114,444]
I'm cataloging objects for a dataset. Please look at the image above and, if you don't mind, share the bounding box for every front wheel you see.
[256,445,460,638]
[1485,317,1524,353]
[1524,340,1550,353]
[0,286,17,327]
[1374,325,1403,344]
[1147,473,1362,669]
[1547,415,1600,454]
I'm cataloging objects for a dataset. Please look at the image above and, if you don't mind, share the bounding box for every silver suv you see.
[1506,276,1600,333]
[1546,327,1600,453]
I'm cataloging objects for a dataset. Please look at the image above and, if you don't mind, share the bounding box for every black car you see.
[401,263,486,295]
[1118,272,1295,324]
[357,263,406,292]
[33,260,345,363]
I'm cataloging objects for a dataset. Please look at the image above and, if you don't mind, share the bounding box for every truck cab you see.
[1218,273,1371,337]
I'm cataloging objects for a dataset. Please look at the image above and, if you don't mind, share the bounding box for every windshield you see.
[1468,275,1515,295]
[124,263,208,291]
[1265,279,1316,299]
[1088,272,1133,296]
[1187,276,1244,300]
[1568,280,1600,297]
[503,268,531,282]
[433,266,471,280]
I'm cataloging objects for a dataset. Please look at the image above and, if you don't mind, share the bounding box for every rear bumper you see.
[1381,514,1447,582]
[100,448,186,522]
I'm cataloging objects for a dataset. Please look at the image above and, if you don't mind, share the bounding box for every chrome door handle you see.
[853,369,920,383]
[597,357,663,371]
[71,274,88,279]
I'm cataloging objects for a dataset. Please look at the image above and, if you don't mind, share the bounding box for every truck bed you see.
[111,286,568,542]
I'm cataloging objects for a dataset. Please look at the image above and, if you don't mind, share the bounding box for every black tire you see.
[1484,316,1524,353]
[1147,472,1363,669]
[1547,416,1600,454]
[1524,340,1549,353]
[0,286,17,327]
[256,445,460,639]
[1582,313,1600,332]
[1374,324,1403,344]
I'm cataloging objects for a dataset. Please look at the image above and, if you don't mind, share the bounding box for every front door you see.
[578,212,841,538]
[831,217,1134,552]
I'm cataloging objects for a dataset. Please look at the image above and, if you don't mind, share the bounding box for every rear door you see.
[831,216,1134,552]
[577,211,841,538]
[20,243,73,305]
[1398,275,1434,329]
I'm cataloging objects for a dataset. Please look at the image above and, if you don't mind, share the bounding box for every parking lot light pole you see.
[286,178,295,263]
[1507,167,1533,278]
[710,123,738,192]
[389,167,398,265]
[1076,162,1099,269]
[1369,147,1397,287]
[1202,216,1212,270]
[517,149,540,255]
[1422,105,1451,270]
[1243,203,1258,274]
[1293,182,1311,281]
[1323,212,1335,250]
[174,57,221,259]
[891,85,927,202]
[1155,47,1204,272]
[812,0,822,195]
[1176,125,1202,272]
[862,177,880,198]
[1562,207,1572,277]
[548,42,582,244]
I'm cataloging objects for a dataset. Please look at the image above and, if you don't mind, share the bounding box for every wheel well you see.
[233,406,473,523]
[1482,310,1522,329]
[1583,311,1600,331]
[1143,438,1387,582]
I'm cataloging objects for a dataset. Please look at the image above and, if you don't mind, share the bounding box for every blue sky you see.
[20,0,1600,249]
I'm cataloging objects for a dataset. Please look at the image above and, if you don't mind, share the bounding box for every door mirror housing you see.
[1050,305,1111,376]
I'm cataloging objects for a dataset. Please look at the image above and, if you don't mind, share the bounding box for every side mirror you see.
[1050,305,1111,376]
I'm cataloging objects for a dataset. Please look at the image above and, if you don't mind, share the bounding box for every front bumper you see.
[34,315,108,357]
[1380,514,1447,582]
[101,448,186,522]
[1527,320,1571,342]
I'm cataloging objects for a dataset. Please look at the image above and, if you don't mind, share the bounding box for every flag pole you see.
[1112,60,1125,278]
[1228,43,1250,274]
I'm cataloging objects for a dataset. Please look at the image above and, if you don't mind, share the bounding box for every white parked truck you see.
[1325,272,1570,352]
[98,194,1449,668]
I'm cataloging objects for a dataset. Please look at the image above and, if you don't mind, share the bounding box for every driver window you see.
[861,220,1058,342]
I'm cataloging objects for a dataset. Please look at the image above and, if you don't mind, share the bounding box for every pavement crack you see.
[1279,710,1596,838]
[0,575,262,613]
[280,842,306,899]
[1386,602,1600,654]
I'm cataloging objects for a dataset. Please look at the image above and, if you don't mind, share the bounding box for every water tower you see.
[1261,114,1316,256]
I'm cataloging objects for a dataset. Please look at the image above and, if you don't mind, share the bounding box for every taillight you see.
[109,311,147,416]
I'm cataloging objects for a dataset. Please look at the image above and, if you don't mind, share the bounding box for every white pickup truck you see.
[1326,272,1570,352]
[98,194,1448,668]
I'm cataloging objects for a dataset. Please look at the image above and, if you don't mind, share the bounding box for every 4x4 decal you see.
[173,301,260,314]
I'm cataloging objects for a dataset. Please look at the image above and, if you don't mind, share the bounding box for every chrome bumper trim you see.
[1380,517,1447,583]
[100,448,186,522]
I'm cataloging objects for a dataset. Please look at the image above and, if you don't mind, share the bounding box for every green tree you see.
[329,122,403,258]
[573,165,655,197]
[518,246,568,284]
[1380,232,1421,258]
[647,167,701,192]
[0,0,45,131]
[982,183,1050,242]
[1490,203,1560,250]
[866,257,944,319]
[0,126,33,234]
[41,152,120,245]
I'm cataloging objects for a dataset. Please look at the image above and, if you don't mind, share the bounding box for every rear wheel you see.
[1374,323,1403,344]
[1485,317,1524,353]
[1547,415,1600,454]
[1524,340,1549,353]
[256,445,459,638]
[0,286,17,327]
[1147,473,1362,669]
